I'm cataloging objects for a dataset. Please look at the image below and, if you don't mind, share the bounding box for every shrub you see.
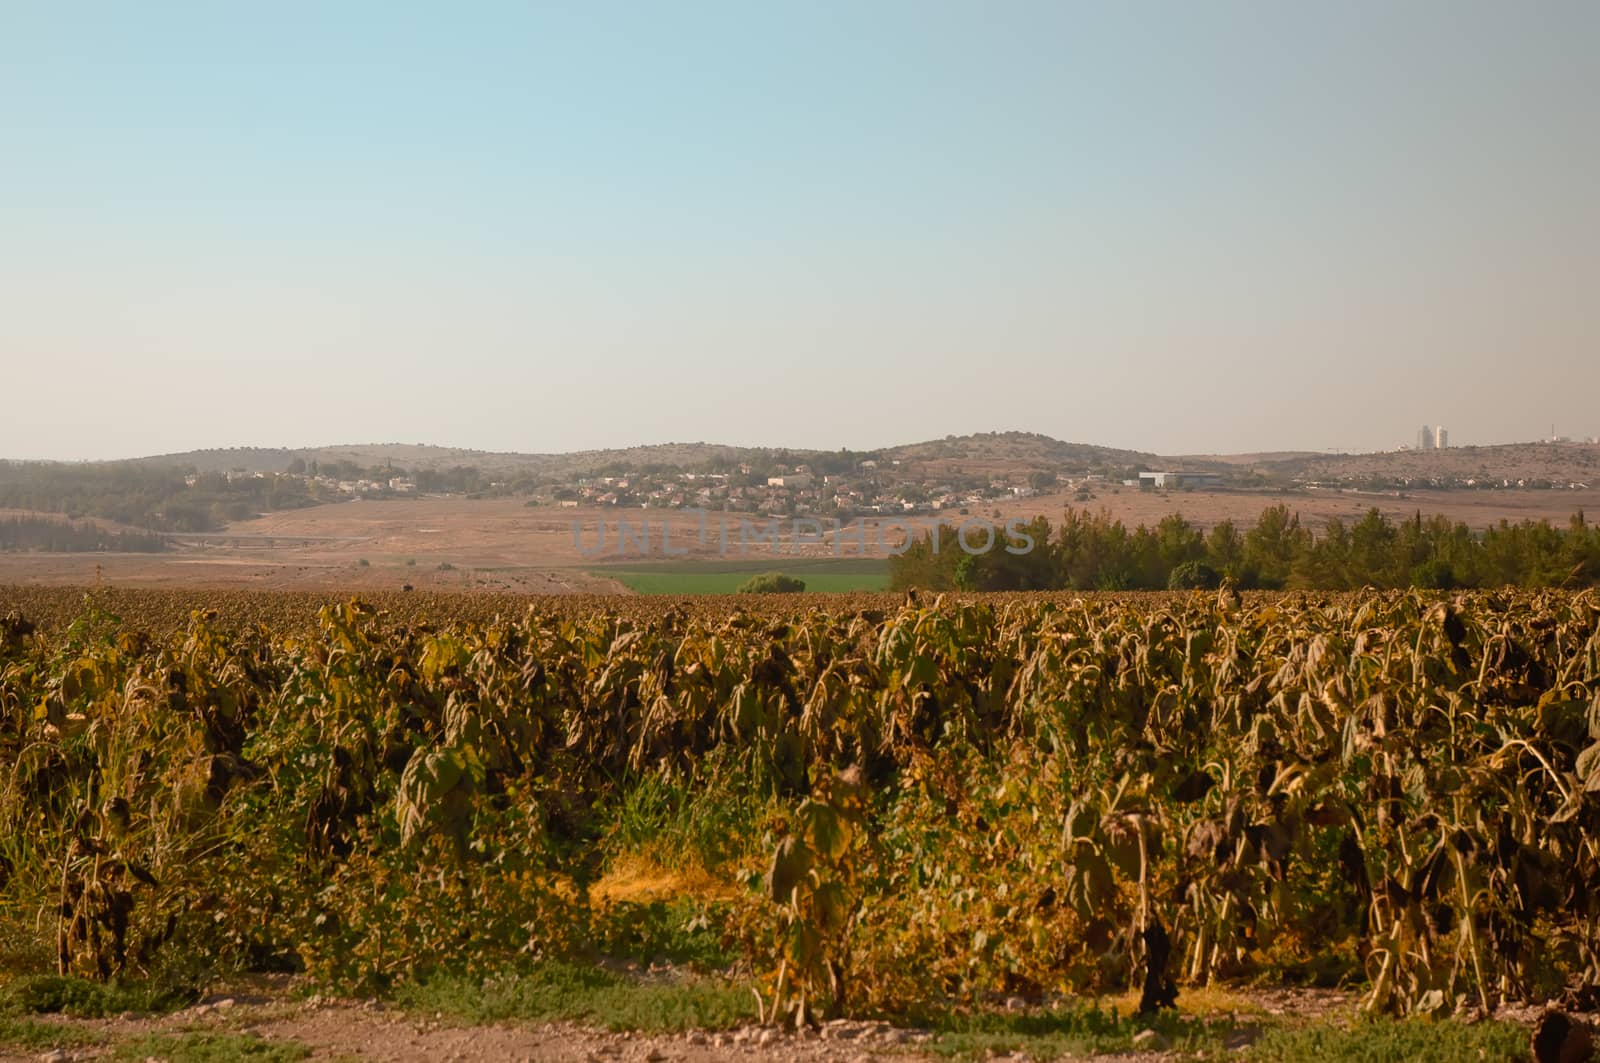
[1411,558,1459,589]
[736,573,805,594]
[1167,560,1222,590]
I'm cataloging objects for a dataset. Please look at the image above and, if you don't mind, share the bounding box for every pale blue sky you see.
[2,1,1595,460]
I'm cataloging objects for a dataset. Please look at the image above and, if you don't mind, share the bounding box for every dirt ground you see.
[15,982,1588,1063]
[12,1003,932,1063]
[4,979,1343,1063]
[2,487,1597,593]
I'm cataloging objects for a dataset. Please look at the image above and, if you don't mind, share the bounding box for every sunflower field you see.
[2,586,1598,1027]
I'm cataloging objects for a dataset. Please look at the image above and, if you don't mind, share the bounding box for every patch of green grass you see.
[599,557,889,594]
[0,1014,107,1052]
[0,973,196,1018]
[112,1031,311,1062]
[926,1002,1241,1059]
[603,759,767,872]
[1248,1017,1530,1063]
[589,898,734,971]
[395,961,756,1032]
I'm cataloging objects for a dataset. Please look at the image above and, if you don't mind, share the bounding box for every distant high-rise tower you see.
[1436,426,1449,448]
[1418,426,1435,450]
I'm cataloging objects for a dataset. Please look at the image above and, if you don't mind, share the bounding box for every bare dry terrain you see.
[1251,441,1600,484]
[0,976,1363,1063]
[3,484,1599,592]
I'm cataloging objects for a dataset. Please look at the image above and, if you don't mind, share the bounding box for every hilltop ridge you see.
[12,432,1599,488]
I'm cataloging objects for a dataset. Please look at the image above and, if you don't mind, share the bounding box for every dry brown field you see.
[1,486,1598,592]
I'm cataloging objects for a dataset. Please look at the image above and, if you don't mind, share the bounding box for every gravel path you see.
[4,989,1222,1063]
[11,998,942,1063]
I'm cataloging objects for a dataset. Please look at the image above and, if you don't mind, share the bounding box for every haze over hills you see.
[6,429,1600,596]
[62,431,1600,487]
[109,433,1160,478]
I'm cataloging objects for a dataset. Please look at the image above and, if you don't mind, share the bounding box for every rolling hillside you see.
[31,434,1600,489]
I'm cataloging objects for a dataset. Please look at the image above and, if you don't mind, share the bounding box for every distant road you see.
[159,532,372,545]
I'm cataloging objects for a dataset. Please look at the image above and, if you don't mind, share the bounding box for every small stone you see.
[1132,1028,1171,1052]
[1004,996,1028,1011]
[758,1027,779,1046]
[214,997,236,1009]
[645,1049,667,1062]
[822,1019,856,1041]
[1224,1029,1255,1052]
[37,1051,73,1063]
[685,1032,708,1045]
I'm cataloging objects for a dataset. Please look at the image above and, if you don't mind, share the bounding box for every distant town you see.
[3,431,1598,550]
[200,446,1593,521]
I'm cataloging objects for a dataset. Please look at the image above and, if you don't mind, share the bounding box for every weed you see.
[394,961,755,1032]
[0,974,196,1018]
[0,1014,106,1052]
[1248,1017,1531,1063]
[926,1001,1240,1059]
[112,1031,311,1062]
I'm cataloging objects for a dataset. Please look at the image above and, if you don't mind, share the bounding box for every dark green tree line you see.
[892,505,1600,592]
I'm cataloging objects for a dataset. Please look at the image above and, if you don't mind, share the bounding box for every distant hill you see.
[882,431,1157,470]
[126,442,773,477]
[1254,442,1600,485]
[119,434,1166,482]
[27,435,1600,488]
[127,444,555,475]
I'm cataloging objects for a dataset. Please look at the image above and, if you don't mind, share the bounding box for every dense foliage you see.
[736,573,807,594]
[0,462,317,532]
[0,586,1246,638]
[893,505,1600,592]
[0,517,165,554]
[2,588,1598,1028]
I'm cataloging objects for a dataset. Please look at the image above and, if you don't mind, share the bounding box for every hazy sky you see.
[2,1,1595,461]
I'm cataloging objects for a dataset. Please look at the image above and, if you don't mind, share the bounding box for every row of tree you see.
[0,516,165,553]
[0,462,321,532]
[889,505,1600,591]
[284,458,497,495]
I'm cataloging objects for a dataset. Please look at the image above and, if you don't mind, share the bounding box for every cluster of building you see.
[556,462,1039,517]
[180,461,1242,514]
[314,474,416,496]
[548,463,1239,515]
[1132,471,1225,490]
[183,471,418,496]
[1417,425,1451,450]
